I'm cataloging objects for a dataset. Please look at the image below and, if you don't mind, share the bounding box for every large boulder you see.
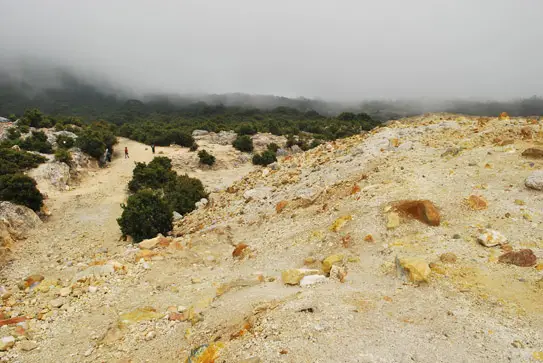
[28,162,70,192]
[525,171,543,191]
[0,202,42,252]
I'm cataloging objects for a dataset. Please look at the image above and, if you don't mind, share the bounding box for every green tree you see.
[117,190,173,242]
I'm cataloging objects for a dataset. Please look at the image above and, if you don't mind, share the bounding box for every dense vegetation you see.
[0,173,43,212]
[119,156,208,241]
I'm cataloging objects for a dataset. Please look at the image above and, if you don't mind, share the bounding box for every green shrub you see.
[286,135,296,148]
[17,124,30,134]
[164,174,208,215]
[309,139,322,149]
[232,135,254,152]
[55,148,72,165]
[6,128,21,140]
[117,190,173,242]
[0,148,46,175]
[252,150,277,166]
[189,143,199,152]
[56,135,75,149]
[19,131,53,154]
[236,123,257,135]
[76,125,117,160]
[267,143,279,153]
[0,173,43,212]
[198,150,215,166]
[128,157,176,193]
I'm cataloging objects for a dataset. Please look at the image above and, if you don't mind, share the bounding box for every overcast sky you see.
[1,0,542,100]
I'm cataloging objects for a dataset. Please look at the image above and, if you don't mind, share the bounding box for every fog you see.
[1,0,543,101]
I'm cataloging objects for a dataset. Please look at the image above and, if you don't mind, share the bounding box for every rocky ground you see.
[1,114,543,362]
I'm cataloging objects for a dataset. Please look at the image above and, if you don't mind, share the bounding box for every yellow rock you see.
[533,351,543,361]
[535,263,543,271]
[322,254,344,274]
[330,215,352,232]
[119,307,163,324]
[429,263,446,275]
[514,199,525,206]
[386,212,401,229]
[399,258,431,283]
[281,268,321,285]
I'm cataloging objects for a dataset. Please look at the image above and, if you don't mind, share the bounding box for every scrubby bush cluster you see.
[76,121,117,160]
[252,150,277,166]
[19,131,53,154]
[54,148,72,165]
[118,156,208,241]
[198,150,215,166]
[232,135,254,152]
[0,148,46,212]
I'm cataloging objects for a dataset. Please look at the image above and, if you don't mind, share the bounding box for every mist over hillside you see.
[2,63,543,123]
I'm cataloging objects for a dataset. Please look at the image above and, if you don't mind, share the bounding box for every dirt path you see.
[3,138,154,281]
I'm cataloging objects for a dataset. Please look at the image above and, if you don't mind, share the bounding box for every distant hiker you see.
[124,147,129,158]
[151,144,155,154]
[106,148,112,162]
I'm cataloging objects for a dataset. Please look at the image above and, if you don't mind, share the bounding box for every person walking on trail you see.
[106,148,112,162]
[151,144,155,154]
[124,146,129,159]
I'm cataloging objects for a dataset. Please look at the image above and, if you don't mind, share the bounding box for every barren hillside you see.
[1,114,543,362]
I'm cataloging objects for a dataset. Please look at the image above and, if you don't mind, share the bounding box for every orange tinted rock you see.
[521,126,533,139]
[0,316,27,327]
[24,275,44,288]
[499,249,537,267]
[275,201,288,213]
[351,184,361,194]
[439,252,457,264]
[232,243,249,259]
[135,250,157,262]
[168,312,184,321]
[498,112,509,120]
[364,234,374,243]
[466,195,488,210]
[393,200,440,226]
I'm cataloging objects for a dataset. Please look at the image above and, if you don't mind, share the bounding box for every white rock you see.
[88,286,98,293]
[138,234,163,250]
[300,275,328,287]
[59,287,71,297]
[525,171,543,191]
[145,331,156,341]
[84,348,94,357]
[50,298,65,308]
[477,229,507,247]
[74,264,114,282]
[0,336,15,351]
[173,211,183,221]
[18,340,38,351]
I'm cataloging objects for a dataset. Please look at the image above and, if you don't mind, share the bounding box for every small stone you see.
[281,269,321,285]
[397,257,431,283]
[525,171,543,191]
[499,249,537,267]
[429,262,446,275]
[322,254,344,274]
[88,286,98,293]
[50,298,65,308]
[329,265,347,283]
[0,336,15,351]
[512,340,524,349]
[304,257,316,265]
[275,200,288,213]
[59,287,71,297]
[18,340,37,351]
[300,275,327,287]
[477,229,506,247]
[452,234,461,239]
[394,200,440,226]
[466,195,488,210]
[145,331,156,341]
[238,358,261,363]
[84,348,94,357]
[440,252,457,264]
[386,212,401,229]
[232,243,249,259]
